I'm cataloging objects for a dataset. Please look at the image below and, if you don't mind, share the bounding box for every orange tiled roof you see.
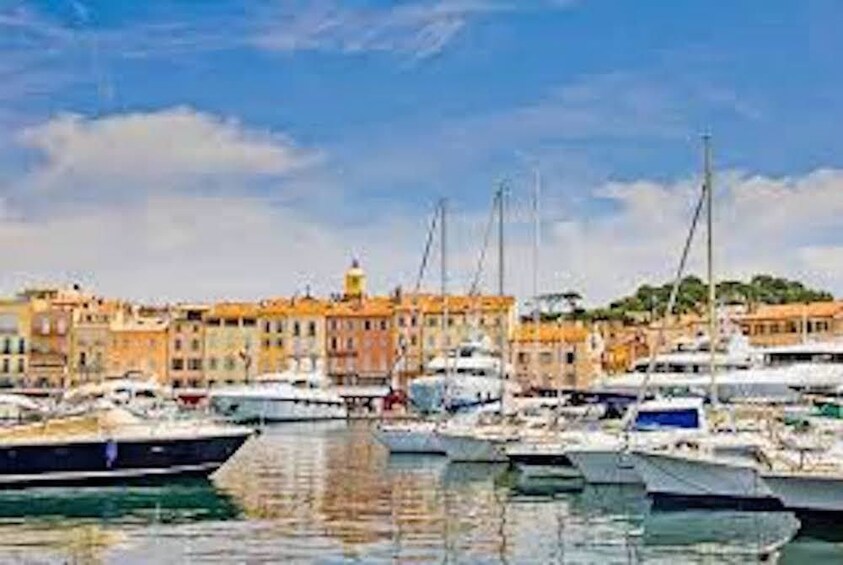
[737,301,843,321]
[327,297,394,318]
[260,297,329,316]
[396,293,514,314]
[512,322,589,343]
[207,302,260,318]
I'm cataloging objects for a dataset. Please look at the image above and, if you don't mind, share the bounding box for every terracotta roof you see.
[737,301,843,321]
[260,297,329,316]
[396,293,514,314]
[512,323,589,343]
[327,297,394,318]
[206,302,260,318]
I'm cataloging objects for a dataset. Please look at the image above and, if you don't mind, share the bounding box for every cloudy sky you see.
[2,1,843,306]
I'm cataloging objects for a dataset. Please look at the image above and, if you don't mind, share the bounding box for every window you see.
[225,356,235,370]
[172,358,185,371]
[566,351,576,365]
[276,338,284,348]
[398,316,405,327]
[427,317,437,328]
[293,322,300,337]
[264,321,272,333]
[57,318,67,334]
[1,359,7,374]
[380,320,388,331]
[174,338,182,351]
[331,337,338,351]
[263,338,271,349]
[346,338,354,350]
[17,339,24,355]
[188,359,203,371]
[518,352,530,364]
[16,359,23,373]
[79,352,87,367]
[308,321,316,337]
[1,339,8,355]
[346,320,354,331]
[540,352,553,365]
[243,318,256,327]
[209,357,218,370]
[410,335,418,347]
[411,316,417,327]
[191,339,200,352]
[40,318,50,335]
[364,320,372,331]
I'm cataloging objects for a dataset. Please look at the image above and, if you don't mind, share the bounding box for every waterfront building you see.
[326,296,395,386]
[204,302,260,386]
[257,300,288,374]
[392,291,426,388]
[0,296,30,388]
[511,322,599,391]
[24,288,73,388]
[736,301,843,347]
[70,297,123,384]
[168,304,208,388]
[418,295,516,366]
[107,308,169,380]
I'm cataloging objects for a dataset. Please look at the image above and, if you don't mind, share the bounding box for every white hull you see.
[762,473,843,512]
[567,449,641,485]
[632,451,772,500]
[373,425,444,455]
[210,395,347,423]
[438,433,509,463]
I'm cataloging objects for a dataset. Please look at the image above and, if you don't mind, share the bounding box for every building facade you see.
[204,303,260,385]
[326,297,395,386]
[736,302,843,347]
[168,305,208,388]
[108,311,169,379]
[70,298,122,384]
[511,322,598,391]
[0,297,30,388]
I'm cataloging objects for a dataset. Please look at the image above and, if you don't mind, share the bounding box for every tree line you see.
[524,274,833,324]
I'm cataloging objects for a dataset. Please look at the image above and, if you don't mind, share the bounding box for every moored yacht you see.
[0,405,253,488]
[208,359,347,423]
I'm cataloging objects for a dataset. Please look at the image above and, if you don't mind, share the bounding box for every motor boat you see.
[208,359,347,423]
[408,334,519,414]
[565,397,710,485]
[372,420,445,455]
[0,405,253,488]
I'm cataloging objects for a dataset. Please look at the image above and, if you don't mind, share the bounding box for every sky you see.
[2,0,843,307]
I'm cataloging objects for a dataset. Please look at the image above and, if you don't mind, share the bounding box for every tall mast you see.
[704,134,717,404]
[532,168,541,392]
[440,198,449,375]
[498,183,505,297]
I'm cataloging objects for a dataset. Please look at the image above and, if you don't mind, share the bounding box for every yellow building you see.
[204,302,260,385]
[168,304,208,388]
[0,296,31,388]
[418,294,516,366]
[107,310,169,380]
[511,322,598,390]
[257,300,290,374]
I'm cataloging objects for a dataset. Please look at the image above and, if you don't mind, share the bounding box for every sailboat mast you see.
[497,184,507,399]
[441,198,449,368]
[532,168,541,392]
[704,134,717,404]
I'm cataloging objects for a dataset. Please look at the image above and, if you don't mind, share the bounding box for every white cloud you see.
[17,107,317,187]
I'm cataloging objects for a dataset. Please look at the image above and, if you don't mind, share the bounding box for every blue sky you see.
[2,0,843,304]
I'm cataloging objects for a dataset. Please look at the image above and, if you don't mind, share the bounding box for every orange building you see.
[258,296,328,375]
[736,301,843,347]
[511,322,598,390]
[107,310,169,380]
[70,297,124,384]
[326,297,395,386]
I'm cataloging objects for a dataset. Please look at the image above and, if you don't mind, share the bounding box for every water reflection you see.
[0,421,840,563]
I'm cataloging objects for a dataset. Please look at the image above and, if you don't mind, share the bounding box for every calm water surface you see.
[0,421,841,563]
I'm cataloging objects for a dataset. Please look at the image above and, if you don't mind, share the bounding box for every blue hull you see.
[0,433,251,488]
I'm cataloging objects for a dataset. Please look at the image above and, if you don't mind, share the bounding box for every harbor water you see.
[0,421,841,564]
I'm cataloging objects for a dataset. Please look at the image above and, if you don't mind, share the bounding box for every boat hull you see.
[372,426,444,455]
[506,450,581,479]
[209,395,347,423]
[762,473,843,512]
[0,433,251,489]
[438,433,509,463]
[632,451,776,506]
[566,448,641,485]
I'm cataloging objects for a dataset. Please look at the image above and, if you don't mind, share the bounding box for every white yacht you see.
[372,420,445,455]
[408,334,519,414]
[564,397,710,485]
[208,360,347,423]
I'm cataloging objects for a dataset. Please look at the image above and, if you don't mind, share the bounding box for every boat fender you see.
[104,438,119,468]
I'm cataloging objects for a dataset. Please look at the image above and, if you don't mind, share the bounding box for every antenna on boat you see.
[704,134,718,406]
